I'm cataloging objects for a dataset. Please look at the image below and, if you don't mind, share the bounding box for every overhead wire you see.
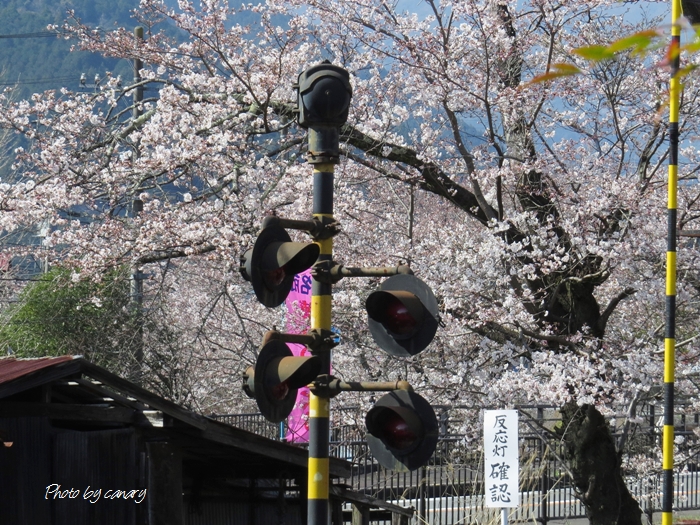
[0,31,75,88]
[0,77,81,87]
[0,31,66,39]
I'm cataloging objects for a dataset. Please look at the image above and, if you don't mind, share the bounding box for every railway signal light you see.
[240,224,320,308]
[365,390,439,472]
[243,339,321,423]
[295,61,352,129]
[366,274,439,357]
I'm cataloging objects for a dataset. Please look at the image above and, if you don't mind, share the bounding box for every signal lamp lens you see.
[263,267,287,288]
[382,412,418,451]
[382,296,419,336]
[270,381,289,401]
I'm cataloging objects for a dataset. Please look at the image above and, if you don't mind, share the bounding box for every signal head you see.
[295,61,352,129]
[240,225,320,307]
[243,339,321,423]
[366,274,439,357]
[365,390,438,472]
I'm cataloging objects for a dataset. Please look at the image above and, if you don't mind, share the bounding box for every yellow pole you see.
[662,2,681,524]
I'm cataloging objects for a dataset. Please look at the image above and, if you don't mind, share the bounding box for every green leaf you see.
[528,63,581,85]
[606,30,659,54]
[573,30,662,63]
[573,45,614,61]
[678,63,700,81]
[682,39,700,54]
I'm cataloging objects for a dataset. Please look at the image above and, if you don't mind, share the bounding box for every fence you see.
[213,405,700,524]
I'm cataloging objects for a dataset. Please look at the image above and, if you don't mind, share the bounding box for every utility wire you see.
[0,77,79,87]
[0,31,68,39]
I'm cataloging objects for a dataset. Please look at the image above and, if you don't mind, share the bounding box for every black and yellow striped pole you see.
[295,61,352,525]
[663,2,681,524]
[308,162,334,524]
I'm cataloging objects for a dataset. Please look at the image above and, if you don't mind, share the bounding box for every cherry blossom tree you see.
[0,1,697,523]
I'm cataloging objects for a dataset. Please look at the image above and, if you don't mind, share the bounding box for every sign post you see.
[484,409,519,524]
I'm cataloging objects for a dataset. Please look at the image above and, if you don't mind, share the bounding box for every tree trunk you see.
[558,403,643,525]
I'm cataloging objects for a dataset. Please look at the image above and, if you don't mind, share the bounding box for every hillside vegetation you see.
[0,0,140,99]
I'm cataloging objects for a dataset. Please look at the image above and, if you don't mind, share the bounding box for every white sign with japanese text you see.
[484,409,519,508]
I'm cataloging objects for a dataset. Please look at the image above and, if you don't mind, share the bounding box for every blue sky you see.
[393,1,669,22]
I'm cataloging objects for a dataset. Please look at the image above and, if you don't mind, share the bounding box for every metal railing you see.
[212,405,700,524]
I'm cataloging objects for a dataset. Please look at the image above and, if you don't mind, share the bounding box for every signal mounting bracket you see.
[310,374,413,398]
[312,261,412,285]
[261,215,340,241]
[262,329,339,354]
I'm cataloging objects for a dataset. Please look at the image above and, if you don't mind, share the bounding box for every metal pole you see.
[308,154,335,525]
[130,198,144,382]
[663,3,681,525]
[130,26,145,384]
[538,406,548,525]
[296,61,351,525]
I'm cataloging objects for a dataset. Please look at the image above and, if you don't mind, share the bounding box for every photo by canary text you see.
[45,484,147,504]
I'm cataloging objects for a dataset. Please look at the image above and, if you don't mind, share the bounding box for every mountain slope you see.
[0,0,141,98]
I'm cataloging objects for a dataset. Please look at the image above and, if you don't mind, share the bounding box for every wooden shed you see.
[0,356,387,525]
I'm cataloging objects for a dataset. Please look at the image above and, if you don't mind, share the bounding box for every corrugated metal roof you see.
[0,356,75,384]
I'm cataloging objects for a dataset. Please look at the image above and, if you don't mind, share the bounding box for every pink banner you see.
[284,269,313,442]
